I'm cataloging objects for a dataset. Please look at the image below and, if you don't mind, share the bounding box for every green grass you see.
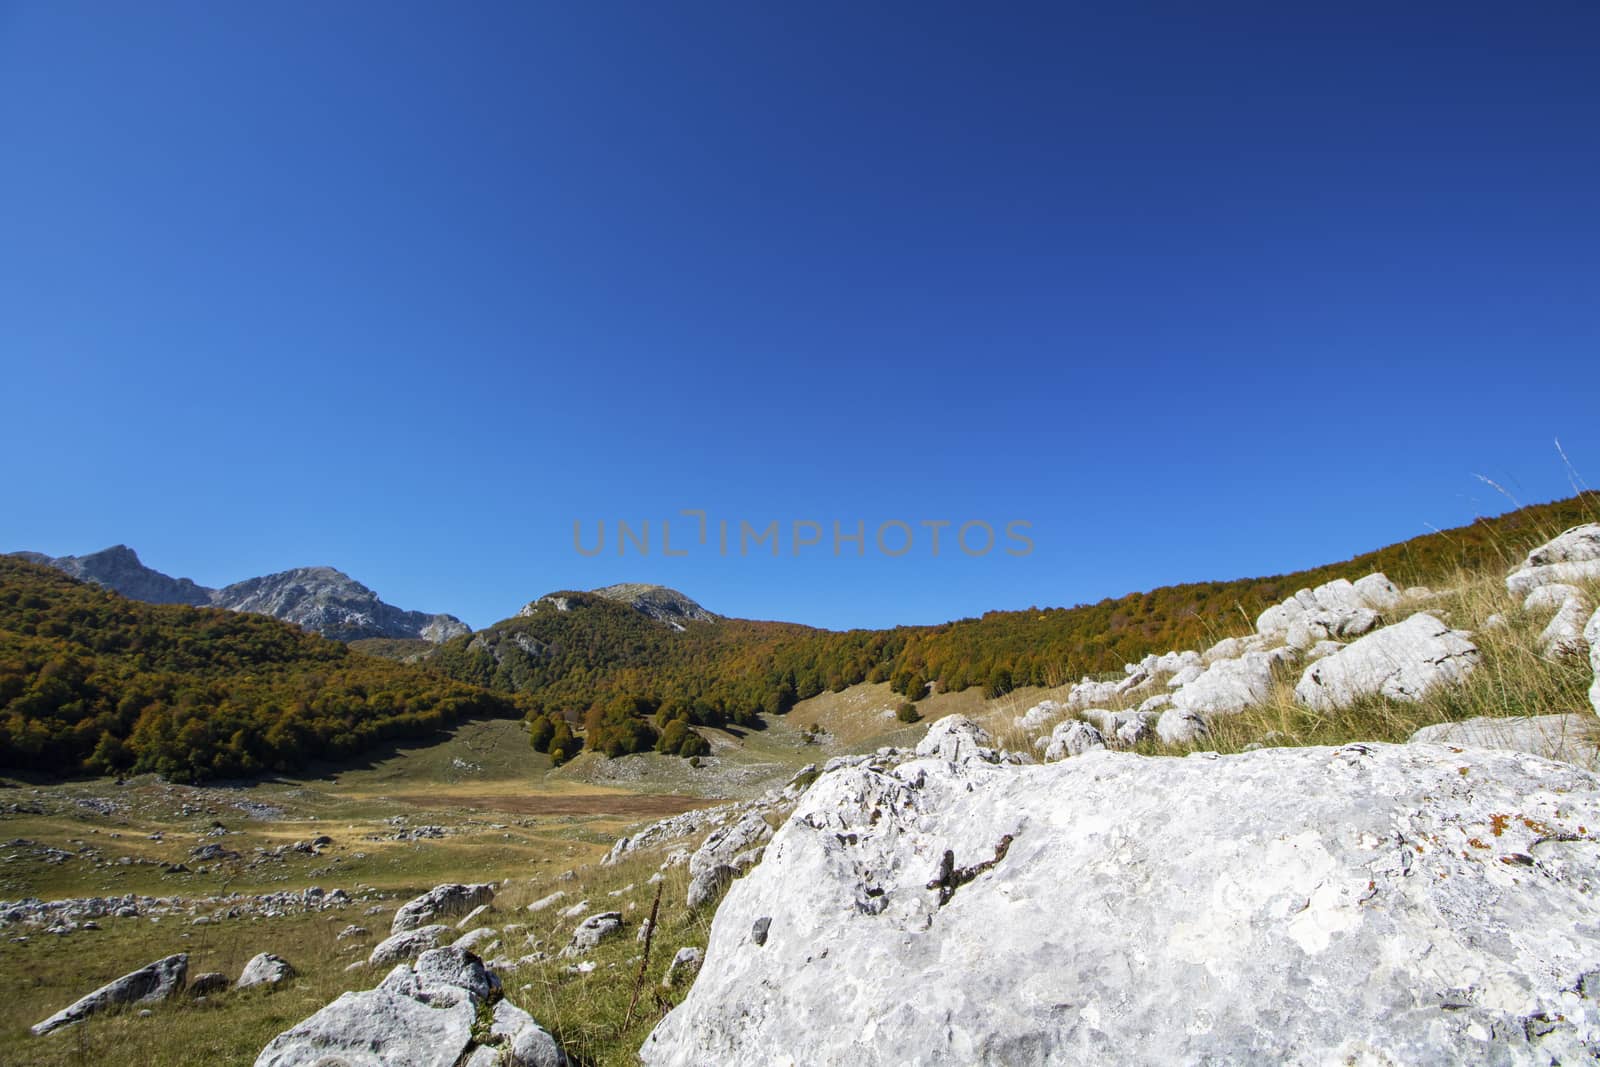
[0,837,721,1067]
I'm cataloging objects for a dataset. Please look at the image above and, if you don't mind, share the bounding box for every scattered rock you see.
[1540,596,1593,659]
[455,927,500,955]
[1294,613,1479,712]
[1169,653,1276,717]
[1506,524,1600,596]
[1041,721,1104,762]
[689,813,772,885]
[1013,701,1064,732]
[1352,572,1402,610]
[237,953,296,990]
[392,884,495,934]
[1526,584,1586,613]
[662,947,702,988]
[1155,707,1208,746]
[31,953,187,1035]
[188,972,229,997]
[526,892,566,913]
[255,945,564,1067]
[562,912,622,956]
[370,924,452,967]
[492,999,567,1066]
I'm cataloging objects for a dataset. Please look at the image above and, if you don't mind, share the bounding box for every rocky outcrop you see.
[1506,524,1600,596]
[1255,574,1402,643]
[642,745,1600,1065]
[913,715,999,764]
[588,583,718,626]
[31,953,188,1035]
[212,567,469,643]
[392,883,495,934]
[12,546,468,642]
[255,946,565,1067]
[13,546,212,605]
[689,813,772,882]
[1168,652,1277,717]
[684,812,773,909]
[1294,613,1479,712]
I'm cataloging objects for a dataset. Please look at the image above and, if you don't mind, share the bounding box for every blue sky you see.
[2,2,1596,631]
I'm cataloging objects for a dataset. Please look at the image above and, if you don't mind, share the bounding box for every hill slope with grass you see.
[0,557,522,781]
[429,493,1600,759]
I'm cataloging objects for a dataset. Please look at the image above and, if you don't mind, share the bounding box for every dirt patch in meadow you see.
[387,792,708,817]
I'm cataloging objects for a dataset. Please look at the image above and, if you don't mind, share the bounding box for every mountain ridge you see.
[10,546,469,644]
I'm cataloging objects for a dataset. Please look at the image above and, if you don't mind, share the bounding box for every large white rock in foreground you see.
[1294,612,1478,712]
[642,745,1600,1065]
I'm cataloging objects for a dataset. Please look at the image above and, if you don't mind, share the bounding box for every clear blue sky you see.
[2,2,1596,631]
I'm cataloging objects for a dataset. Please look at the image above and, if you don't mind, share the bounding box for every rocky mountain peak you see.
[12,545,213,606]
[8,547,469,644]
[589,584,718,628]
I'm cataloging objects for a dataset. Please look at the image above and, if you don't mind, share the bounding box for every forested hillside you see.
[431,493,1600,758]
[0,557,522,781]
[6,494,1594,780]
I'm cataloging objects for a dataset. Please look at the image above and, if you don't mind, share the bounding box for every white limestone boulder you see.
[1013,701,1064,732]
[237,953,296,990]
[1041,721,1104,762]
[1312,578,1365,614]
[1353,573,1402,611]
[392,884,495,935]
[1154,706,1207,746]
[1066,677,1122,708]
[641,745,1600,1066]
[914,715,999,764]
[1525,584,1586,613]
[1255,598,1305,639]
[256,947,563,1067]
[1507,524,1600,596]
[31,953,187,1035]
[689,812,772,881]
[1169,653,1276,717]
[561,912,622,957]
[1410,714,1600,772]
[454,927,500,956]
[1080,708,1155,747]
[1542,596,1593,659]
[1294,613,1479,712]
[369,924,452,967]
